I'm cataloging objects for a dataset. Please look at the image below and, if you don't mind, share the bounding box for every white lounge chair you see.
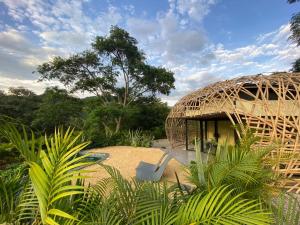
[136,152,173,181]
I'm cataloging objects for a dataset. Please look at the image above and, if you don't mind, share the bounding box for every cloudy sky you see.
[0,0,299,105]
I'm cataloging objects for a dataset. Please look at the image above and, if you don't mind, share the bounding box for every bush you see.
[126,130,154,147]
[86,129,154,149]
[0,143,20,169]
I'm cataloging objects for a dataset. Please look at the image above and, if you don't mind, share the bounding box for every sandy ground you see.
[84,146,190,185]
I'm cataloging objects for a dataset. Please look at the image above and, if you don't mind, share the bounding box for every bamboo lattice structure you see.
[166,72,300,193]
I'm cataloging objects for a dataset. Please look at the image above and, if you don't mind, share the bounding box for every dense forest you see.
[0,86,170,139]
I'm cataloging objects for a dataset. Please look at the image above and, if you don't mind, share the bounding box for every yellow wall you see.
[206,120,235,146]
[218,120,235,145]
[186,119,236,150]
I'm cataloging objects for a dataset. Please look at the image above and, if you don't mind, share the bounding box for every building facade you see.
[166,72,300,192]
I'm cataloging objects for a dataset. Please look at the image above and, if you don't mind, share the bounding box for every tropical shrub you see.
[186,129,300,224]
[0,163,27,223]
[186,129,277,200]
[0,123,92,224]
[125,129,154,147]
[270,192,300,225]
[79,165,272,225]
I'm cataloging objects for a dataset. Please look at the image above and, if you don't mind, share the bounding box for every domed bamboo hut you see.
[166,72,300,193]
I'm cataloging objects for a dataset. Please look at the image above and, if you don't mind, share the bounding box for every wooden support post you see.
[204,120,208,140]
[214,120,219,142]
[185,119,188,151]
[200,120,204,152]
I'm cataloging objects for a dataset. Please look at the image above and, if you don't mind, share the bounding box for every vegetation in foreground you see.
[0,122,299,225]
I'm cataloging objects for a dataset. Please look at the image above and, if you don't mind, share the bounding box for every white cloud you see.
[0,0,123,83]
[129,9,214,67]
[1,0,299,107]
[0,28,65,79]
[161,23,300,105]
[175,0,217,22]
[126,18,158,39]
[0,75,61,94]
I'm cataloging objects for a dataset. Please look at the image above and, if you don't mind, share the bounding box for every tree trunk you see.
[115,117,122,133]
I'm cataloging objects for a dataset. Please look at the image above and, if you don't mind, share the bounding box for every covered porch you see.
[184,113,237,152]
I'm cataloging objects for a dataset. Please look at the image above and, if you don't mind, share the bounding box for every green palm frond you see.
[100,164,139,222]
[16,180,40,224]
[0,122,42,162]
[271,192,300,225]
[0,166,26,223]
[187,129,276,199]
[93,165,180,225]
[133,182,179,225]
[77,178,119,224]
[176,186,272,225]
[28,128,91,225]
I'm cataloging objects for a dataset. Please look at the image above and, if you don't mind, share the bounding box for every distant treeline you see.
[0,86,170,144]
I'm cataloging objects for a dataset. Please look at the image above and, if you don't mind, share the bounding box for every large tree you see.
[37,26,175,132]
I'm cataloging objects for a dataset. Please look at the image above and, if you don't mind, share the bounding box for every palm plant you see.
[0,122,92,224]
[187,129,277,200]
[270,192,300,225]
[78,165,272,225]
[0,164,27,223]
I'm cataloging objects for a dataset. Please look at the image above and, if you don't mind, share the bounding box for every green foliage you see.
[0,88,41,126]
[32,87,83,133]
[186,129,276,200]
[289,11,300,46]
[129,98,170,139]
[0,163,27,223]
[271,192,300,225]
[8,87,36,97]
[79,165,272,225]
[292,58,300,72]
[288,0,300,71]
[288,0,300,3]
[176,186,271,225]
[0,122,42,163]
[83,97,169,147]
[26,128,91,224]
[0,143,20,169]
[126,130,154,147]
[84,102,139,137]
[0,123,92,224]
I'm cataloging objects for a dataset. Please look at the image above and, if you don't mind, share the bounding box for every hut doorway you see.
[185,118,236,152]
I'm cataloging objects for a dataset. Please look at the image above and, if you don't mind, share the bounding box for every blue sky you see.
[0,0,299,105]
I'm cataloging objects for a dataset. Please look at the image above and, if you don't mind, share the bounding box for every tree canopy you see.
[37,26,175,132]
[8,87,36,97]
[290,12,300,46]
[288,0,300,71]
[37,26,175,104]
[292,58,300,72]
[31,87,83,133]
